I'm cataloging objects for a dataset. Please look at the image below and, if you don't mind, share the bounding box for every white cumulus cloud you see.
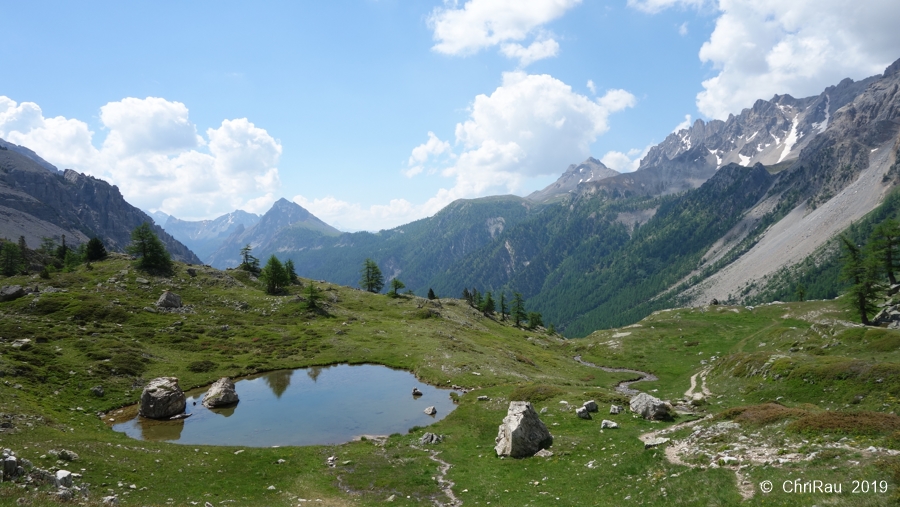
[0,95,282,221]
[630,0,900,119]
[406,131,452,177]
[428,0,580,66]
[601,145,652,173]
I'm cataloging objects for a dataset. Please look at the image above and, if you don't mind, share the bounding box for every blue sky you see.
[1,1,898,230]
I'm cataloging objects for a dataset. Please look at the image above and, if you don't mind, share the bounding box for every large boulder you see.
[202,377,239,408]
[495,401,553,458]
[140,377,186,419]
[629,392,671,420]
[156,291,182,309]
[0,285,25,302]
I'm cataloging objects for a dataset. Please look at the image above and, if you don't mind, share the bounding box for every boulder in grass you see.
[202,377,239,408]
[601,420,619,429]
[629,392,671,420]
[495,401,553,458]
[0,285,25,302]
[140,377,186,419]
[583,400,599,412]
[576,406,592,420]
[156,290,182,309]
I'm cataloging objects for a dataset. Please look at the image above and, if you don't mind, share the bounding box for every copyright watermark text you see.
[759,479,889,495]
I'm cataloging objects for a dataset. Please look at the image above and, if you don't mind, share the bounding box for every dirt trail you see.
[684,366,712,399]
[573,355,658,396]
[410,445,462,507]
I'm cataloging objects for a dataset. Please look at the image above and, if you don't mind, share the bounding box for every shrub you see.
[509,384,563,403]
[717,403,808,426]
[188,360,217,373]
[788,411,900,436]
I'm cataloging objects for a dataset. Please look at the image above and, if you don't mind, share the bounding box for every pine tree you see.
[305,283,322,310]
[387,278,406,298]
[481,291,495,316]
[56,234,68,260]
[511,292,527,327]
[239,244,260,274]
[260,255,290,294]
[126,223,172,273]
[0,241,23,276]
[870,219,900,286]
[462,288,472,304]
[840,235,881,325]
[284,259,299,284]
[85,237,108,261]
[427,288,437,300]
[472,288,482,309]
[527,311,544,330]
[499,292,508,321]
[359,258,384,293]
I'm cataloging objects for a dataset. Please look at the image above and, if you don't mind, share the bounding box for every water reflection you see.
[263,370,293,398]
[112,364,457,447]
[138,417,184,441]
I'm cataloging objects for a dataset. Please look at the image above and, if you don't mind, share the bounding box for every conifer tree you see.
[260,255,290,294]
[0,241,23,276]
[387,278,405,298]
[359,258,384,293]
[840,235,881,325]
[284,259,299,284]
[427,288,437,300]
[499,292,508,321]
[305,283,322,310]
[511,292,527,327]
[85,237,108,261]
[126,223,172,273]
[481,291,495,316]
[870,219,900,285]
[239,244,260,273]
[527,311,544,330]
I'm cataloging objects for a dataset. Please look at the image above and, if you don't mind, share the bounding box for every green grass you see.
[1,257,900,505]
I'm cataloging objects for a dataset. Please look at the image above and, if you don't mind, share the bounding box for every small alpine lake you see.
[110,364,458,447]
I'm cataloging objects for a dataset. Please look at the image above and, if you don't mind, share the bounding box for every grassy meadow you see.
[1,255,899,506]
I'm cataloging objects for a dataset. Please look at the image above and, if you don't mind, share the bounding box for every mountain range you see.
[4,57,899,337]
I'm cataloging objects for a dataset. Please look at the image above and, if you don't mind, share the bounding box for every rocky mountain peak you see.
[526,157,619,203]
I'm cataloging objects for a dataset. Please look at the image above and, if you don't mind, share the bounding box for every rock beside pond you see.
[495,401,553,458]
[419,432,443,445]
[630,392,671,420]
[412,387,423,396]
[202,377,239,408]
[139,377,186,419]
[424,406,436,416]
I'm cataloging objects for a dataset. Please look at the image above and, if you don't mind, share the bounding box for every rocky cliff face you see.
[527,157,618,203]
[0,142,200,263]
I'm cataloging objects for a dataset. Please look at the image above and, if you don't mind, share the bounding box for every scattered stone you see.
[601,420,619,429]
[10,339,32,350]
[412,387,423,396]
[169,413,191,420]
[610,405,623,415]
[186,268,197,277]
[202,377,239,408]
[534,449,554,458]
[0,285,25,302]
[630,392,671,420]
[56,469,73,488]
[135,278,150,285]
[90,386,105,398]
[644,437,670,449]
[424,406,437,416]
[139,377,186,419]
[326,456,337,468]
[576,406,592,420]
[540,407,548,414]
[143,306,157,313]
[57,449,79,461]
[583,400,599,412]
[494,401,553,458]
[477,395,490,401]
[101,495,119,505]
[267,485,276,490]
[56,488,74,501]
[419,433,443,445]
[155,290,183,309]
